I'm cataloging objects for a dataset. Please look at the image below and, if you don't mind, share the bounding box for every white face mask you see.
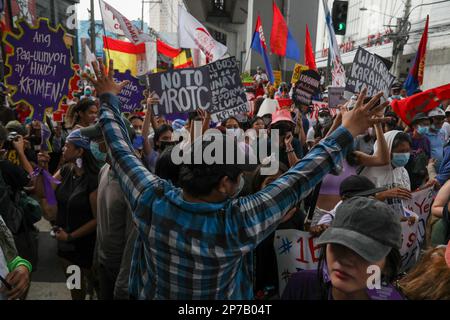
[226,128,242,139]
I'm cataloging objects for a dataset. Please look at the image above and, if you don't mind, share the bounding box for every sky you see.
[77,0,143,21]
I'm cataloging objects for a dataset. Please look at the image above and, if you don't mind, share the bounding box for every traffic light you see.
[332,1,348,36]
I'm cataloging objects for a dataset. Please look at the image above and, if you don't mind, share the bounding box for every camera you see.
[3,131,19,150]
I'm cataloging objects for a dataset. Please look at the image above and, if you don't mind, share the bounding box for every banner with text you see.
[113,70,146,113]
[292,69,321,106]
[4,19,74,121]
[274,229,321,297]
[147,56,248,122]
[345,46,395,99]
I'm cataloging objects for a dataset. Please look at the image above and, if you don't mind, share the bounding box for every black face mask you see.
[159,140,177,152]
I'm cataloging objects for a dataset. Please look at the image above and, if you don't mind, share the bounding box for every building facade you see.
[315,0,450,90]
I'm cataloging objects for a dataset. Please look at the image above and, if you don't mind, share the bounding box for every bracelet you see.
[286,149,295,153]
[7,256,32,273]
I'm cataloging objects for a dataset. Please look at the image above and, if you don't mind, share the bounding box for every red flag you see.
[392,83,450,125]
[270,1,300,61]
[157,39,182,58]
[304,24,317,70]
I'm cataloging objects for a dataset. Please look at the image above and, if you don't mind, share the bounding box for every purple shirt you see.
[282,269,405,300]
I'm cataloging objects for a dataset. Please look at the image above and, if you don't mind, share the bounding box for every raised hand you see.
[341,88,390,137]
[83,58,130,96]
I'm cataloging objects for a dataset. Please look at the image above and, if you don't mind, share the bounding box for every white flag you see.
[85,44,97,72]
[178,5,227,62]
[99,0,153,45]
[322,0,346,87]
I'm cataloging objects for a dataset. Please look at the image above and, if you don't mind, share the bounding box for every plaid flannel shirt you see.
[98,93,353,299]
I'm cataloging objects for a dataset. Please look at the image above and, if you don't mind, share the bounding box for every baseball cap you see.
[411,112,429,125]
[428,107,445,118]
[316,197,401,262]
[339,175,386,198]
[5,120,27,136]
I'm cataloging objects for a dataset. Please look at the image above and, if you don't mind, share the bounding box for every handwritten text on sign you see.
[147,67,211,116]
[207,57,248,123]
[113,70,145,113]
[345,47,395,99]
[400,186,434,271]
[274,229,320,297]
[4,19,74,120]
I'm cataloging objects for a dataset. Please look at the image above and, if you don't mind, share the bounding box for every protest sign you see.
[401,186,434,270]
[207,57,249,123]
[273,70,282,86]
[292,69,321,106]
[291,64,309,84]
[345,46,395,99]
[328,87,347,108]
[274,229,320,297]
[399,208,420,272]
[4,19,74,121]
[147,66,212,116]
[113,69,146,113]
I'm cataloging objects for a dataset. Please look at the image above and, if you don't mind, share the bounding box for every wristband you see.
[7,256,32,273]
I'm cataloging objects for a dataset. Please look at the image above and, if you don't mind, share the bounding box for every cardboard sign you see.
[291,64,309,84]
[147,66,212,115]
[274,229,320,297]
[207,57,249,123]
[113,69,146,113]
[345,47,395,99]
[399,209,420,272]
[328,87,347,108]
[4,18,74,121]
[147,56,248,123]
[292,69,321,106]
[273,70,282,86]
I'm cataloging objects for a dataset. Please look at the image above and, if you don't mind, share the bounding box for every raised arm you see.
[233,90,390,248]
[86,59,165,212]
[354,123,390,167]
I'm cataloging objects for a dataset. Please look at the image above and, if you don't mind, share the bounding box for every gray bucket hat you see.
[316,197,402,263]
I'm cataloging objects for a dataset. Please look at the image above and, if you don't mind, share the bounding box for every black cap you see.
[411,112,429,125]
[339,175,387,198]
[317,197,402,262]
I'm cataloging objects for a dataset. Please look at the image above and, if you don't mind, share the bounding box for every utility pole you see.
[89,0,96,54]
[392,0,411,79]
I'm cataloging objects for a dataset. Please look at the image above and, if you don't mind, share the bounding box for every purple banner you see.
[4,19,74,121]
[113,69,146,113]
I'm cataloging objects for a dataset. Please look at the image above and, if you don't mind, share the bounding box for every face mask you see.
[230,175,245,199]
[318,116,332,127]
[132,135,144,150]
[90,141,106,162]
[431,123,441,131]
[159,140,177,152]
[391,95,402,100]
[226,128,242,139]
[392,152,410,168]
[84,89,92,96]
[417,125,429,135]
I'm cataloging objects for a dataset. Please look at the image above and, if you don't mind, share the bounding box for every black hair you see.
[392,132,412,150]
[317,246,402,299]
[223,116,241,128]
[78,146,101,181]
[128,115,144,123]
[154,124,173,148]
[271,120,294,136]
[250,116,264,128]
[155,145,180,187]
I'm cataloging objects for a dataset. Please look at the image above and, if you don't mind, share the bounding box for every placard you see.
[113,69,146,113]
[292,69,321,106]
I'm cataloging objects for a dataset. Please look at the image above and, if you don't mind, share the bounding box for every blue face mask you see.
[392,152,410,168]
[132,135,144,150]
[417,125,429,135]
[90,141,106,163]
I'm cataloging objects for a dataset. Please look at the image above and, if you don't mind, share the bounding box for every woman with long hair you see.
[35,129,99,300]
[65,99,98,130]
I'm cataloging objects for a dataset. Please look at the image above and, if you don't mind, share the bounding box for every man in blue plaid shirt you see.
[87,59,388,299]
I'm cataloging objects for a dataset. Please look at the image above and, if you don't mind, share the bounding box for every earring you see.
[76,157,83,168]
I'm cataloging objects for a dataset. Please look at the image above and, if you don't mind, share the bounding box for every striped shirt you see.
[98,93,353,299]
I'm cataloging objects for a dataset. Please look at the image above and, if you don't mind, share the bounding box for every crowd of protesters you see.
[0,60,449,300]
